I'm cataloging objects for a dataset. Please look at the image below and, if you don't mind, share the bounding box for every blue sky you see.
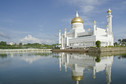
[0,0,126,44]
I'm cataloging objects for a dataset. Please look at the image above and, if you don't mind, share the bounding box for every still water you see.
[0,52,126,84]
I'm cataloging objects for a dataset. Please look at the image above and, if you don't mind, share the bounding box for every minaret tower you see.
[107,9,114,46]
[93,20,97,35]
[107,9,112,35]
[64,28,67,38]
[59,30,61,44]
[61,34,64,49]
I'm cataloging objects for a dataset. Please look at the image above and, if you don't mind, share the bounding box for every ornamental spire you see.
[107,8,112,14]
[76,11,79,17]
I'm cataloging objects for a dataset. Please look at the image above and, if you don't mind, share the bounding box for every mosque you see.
[59,53,113,84]
[58,9,114,49]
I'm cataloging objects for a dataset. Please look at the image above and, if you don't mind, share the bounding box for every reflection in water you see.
[0,52,51,64]
[21,56,42,64]
[0,54,7,58]
[59,53,113,84]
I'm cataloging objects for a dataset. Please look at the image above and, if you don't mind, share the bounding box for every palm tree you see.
[118,39,122,45]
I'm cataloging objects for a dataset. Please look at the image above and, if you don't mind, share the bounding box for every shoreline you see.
[0,49,52,52]
[52,47,126,53]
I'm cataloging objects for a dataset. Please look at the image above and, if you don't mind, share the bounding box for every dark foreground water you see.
[0,52,126,84]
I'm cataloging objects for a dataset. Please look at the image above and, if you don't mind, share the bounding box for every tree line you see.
[0,41,59,49]
[114,39,126,46]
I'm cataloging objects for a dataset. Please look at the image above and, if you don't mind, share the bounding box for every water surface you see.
[0,52,126,84]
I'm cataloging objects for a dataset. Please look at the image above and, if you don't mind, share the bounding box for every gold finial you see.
[64,28,67,31]
[107,9,112,13]
[59,29,61,32]
[93,75,96,79]
[88,28,91,31]
[93,20,96,24]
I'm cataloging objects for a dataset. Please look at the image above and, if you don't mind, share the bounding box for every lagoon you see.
[0,52,126,84]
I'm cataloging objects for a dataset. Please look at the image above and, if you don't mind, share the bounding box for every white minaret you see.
[64,28,67,38]
[61,34,64,49]
[59,29,61,44]
[107,9,112,35]
[93,20,97,35]
[107,9,114,46]
[106,65,112,84]
[92,67,96,79]
[59,54,62,71]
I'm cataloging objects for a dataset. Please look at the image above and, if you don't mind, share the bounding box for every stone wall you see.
[88,47,126,53]
[53,47,126,53]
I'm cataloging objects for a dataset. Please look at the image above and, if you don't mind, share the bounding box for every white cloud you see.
[21,55,41,64]
[0,32,10,39]
[64,0,108,13]
[20,35,41,43]
[20,35,56,44]
[80,5,94,13]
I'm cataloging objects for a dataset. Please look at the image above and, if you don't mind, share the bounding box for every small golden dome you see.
[72,76,83,81]
[59,29,61,32]
[107,9,112,13]
[71,17,84,24]
[93,20,96,24]
[93,75,96,79]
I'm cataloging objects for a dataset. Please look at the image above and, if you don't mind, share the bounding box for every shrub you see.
[95,56,101,62]
[95,41,101,48]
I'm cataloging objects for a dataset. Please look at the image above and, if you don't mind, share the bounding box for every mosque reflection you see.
[58,53,113,84]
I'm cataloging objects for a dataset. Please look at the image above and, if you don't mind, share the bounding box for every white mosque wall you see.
[96,28,106,36]
[69,36,96,48]
[77,31,93,37]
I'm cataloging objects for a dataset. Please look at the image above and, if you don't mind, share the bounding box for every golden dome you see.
[71,11,84,24]
[72,76,83,81]
[71,17,84,24]
[93,75,96,79]
[107,9,112,13]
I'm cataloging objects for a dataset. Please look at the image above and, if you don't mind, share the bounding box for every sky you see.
[0,0,126,44]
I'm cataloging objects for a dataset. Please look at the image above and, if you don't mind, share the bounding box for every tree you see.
[0,41,7,46]
[95,40,101,48]
[122,42,126,46]
[19,42,22,46]
[118,39,122,45]
[95,56,101,62]
[114,42,118,46]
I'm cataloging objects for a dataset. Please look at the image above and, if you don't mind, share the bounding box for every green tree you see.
[118,39,122,45]
[95,40,101,48]
[122,42,126,46]
[95,56,101,62]
[0,41,7,46]
[19,42,22,46]
[114,42,118,46]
